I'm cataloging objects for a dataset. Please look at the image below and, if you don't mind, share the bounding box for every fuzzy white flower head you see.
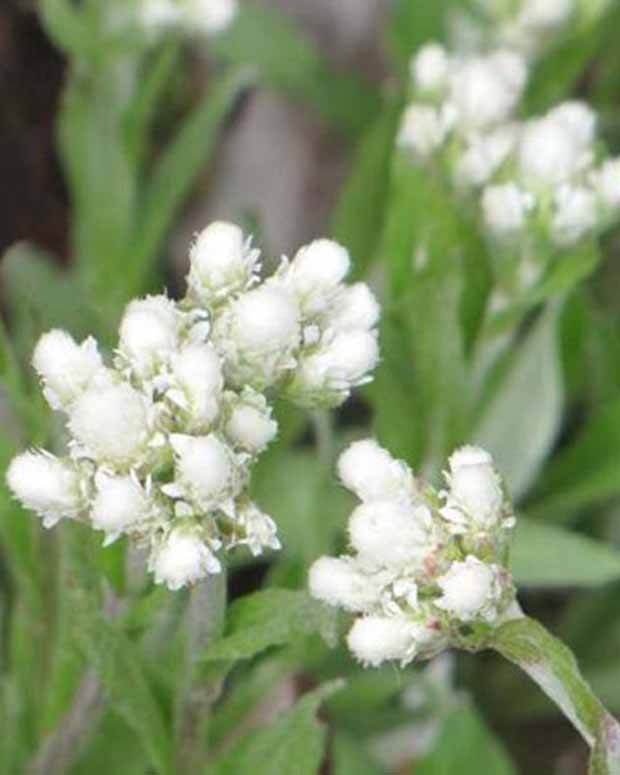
[548,100,596,147]
[308,556,383,613]
[139,0,181,31]
[232,501,281,557]
[326,283,380,333]
[225,393,277,453]
[448,50,527,129]
[7,451,84,528]
[168,434,240,510]
[518,0,573,29]
[150,527,221,590]
[398,104,449,158]
[284,239,351,317]
[348,500,435,570]
[454,124,518,187]
[436,556,501,622]
[338,440,415,503]
[593,158,620,210]
[442,445,504,531]
[551,185,598,246]
[91,473,153,544]
[185,0,238,35]
[482,182,533,237]
[32,330,103,411]
[168,342,223,430]
[119,295,179,377]
[347,615,417,667]
[188,221,259,303]
[412,42,450,93]
[69,382,150,469]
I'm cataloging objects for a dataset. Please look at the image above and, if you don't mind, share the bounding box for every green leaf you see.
[202,589,337,664]
[473,304,564,501]
[590,716,620,775]
[512,520,620,588]
[211,681,343,775]
[333,733,383,775]
[211,6,379,137]
[416,704,516,775]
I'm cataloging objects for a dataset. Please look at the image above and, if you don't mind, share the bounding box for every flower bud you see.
[347,615,415,667]
[169,434,239,509]
[225,393,277,453]
[445,446,503,528]
[185,0,238,35]
[91,473,152,543]
[119,295,179,377]
[150,527,221,590]
[454,125,517,187]
[188,221,257,302]
[309,556,382,613]
[233,501,281,556]
[338,439,414,502]
[594,158,620,210]
[548,101,596,147]
[551,185,597,246]
[348,500,433,569]
[398,104,448,157]
[412,42,449,93]
[169,342,223,430]
[6,451,83,527]
[285,239,351,317]
[32,330,103,410]
[69,383,150,468]
[326,283,380,332]
[436,556,499,622]
[519,0,573,29]
[482,183,532,237]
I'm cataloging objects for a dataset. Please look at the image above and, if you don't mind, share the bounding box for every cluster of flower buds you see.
[6,222,379,590]
[138,0,238,37]
[309,441,517,667]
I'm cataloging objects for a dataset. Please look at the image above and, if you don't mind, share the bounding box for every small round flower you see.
[69,382,150,468]
[284,239,351,317]
[119,295,179,377]
[454,124,518,187]
[90,473,153,543]
[169,342,223,430]
[348,500,434,570]
[548,101,596,147]
[188,221,258,303]
[443,446,503,529]
[309,556,383,613]
[338,440,414,503]
[185,0,238,35]
[225,394,277,453]
[435,556,499,622]
[6,451,84,527]
[139,0,180,31]
[551,185,598,246]
[482,183,533,237]
[32,330,103,410]
[325,283,380,333]
[519,0,573,29]
[347,615,416,667]
[150,527,221,590]
[169,434,240,510]
[398,104,449,157]
[412,42,449,93]
[232,501,281,556]
[594,158,620,210]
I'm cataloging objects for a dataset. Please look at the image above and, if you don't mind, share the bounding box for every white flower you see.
[325,283,380,332]
[482,183,533,237]
[338,440,415,503]
[90,473,153,544]
[150,527,221,590]
[448,50,527,129]
[188,221,259,303]
[442,445,503,530]
[232,501,281,556]
[308,556,383,612]
[412,42,449,93]
[168,434,240,510]
[184,0,238,35]
[593,158,620,210]
[6,451,84,528]
[168,342,223,430]
[32,330,103,411]
[436,556,501,622]
[348,500,434,570]
[347,615,417,667]
[548,101,596,147]
[551,185,598,246]
[139,0,180,31]
[454,124,518,187]
[398,104,449,157]
[283,239,351,317]
[119,295,179,377]
[69,382,150,468]
[518,0,573,29]
[225,392,277,453]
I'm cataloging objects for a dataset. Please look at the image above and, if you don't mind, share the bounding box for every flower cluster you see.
[6,222,379,590]
[309,441,516,667]
[138,0,238,37]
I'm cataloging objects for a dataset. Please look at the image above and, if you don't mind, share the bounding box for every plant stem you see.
[312,410,333,470]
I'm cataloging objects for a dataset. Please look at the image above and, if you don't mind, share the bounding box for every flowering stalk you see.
[309,440,620,771]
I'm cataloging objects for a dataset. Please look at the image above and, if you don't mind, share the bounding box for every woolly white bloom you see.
[347,615,418,667]
[168,342,223,430]
[398,104,450,157]
[6,451,84,528]
[326,283,380,333]
[518,0,573,30]
[454,125,518,187]
[338,440,415,503]
[482,182,533,237]
[593,158,620,210]
[69,382,150,468]
[441,445,504,531]
[309,556,383,612]
[32,330,103,410]
[225,392,277,453]
[188,221,259,303]
[551,185,598,246]
[412,42,450,92]
[139,0,180,31]
[282,239,351,318]
[91,473,153,544]
[436,556,501,622]
[184,0,238,35]
[168,434,240,511]
[548,100,596,146]
[119,295,179,377]
[150,527,221,591]
[232,501,281,556]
